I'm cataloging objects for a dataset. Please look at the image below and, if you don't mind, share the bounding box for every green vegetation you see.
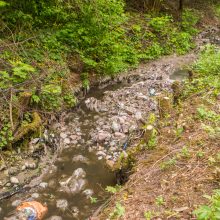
[109,202,125,219]
[194,190,220,220]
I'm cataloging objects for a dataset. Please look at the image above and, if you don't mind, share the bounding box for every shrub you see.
[194,190,220,220]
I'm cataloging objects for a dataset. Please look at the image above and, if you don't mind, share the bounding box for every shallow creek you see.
[0,56,193,220]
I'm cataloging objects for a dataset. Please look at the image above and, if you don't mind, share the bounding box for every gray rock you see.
[72,168,86,179]
[96,151,106,157]
[10,177,19,184]
[56,199,68,211]
[63,138,70,145]
[98,156,103,160]
[21,165,26,171]
[134,111,142,120]
[61,178,87,195]
[82,189,94,198]
[60,132,67,139]
[25,162,37,169]
[111,121,120,132]
[39,182,48,188]
[11,199,22,207]
[97,131,111,142]
[31,193,40,198]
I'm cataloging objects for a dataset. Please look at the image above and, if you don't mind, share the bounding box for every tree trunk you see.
[179,0,183,11]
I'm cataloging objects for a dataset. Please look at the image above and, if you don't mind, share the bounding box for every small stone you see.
[112,121,120,132]
[10,177,19,184]
[56,199,68,211]
[82,189,94,198]
[63,138,70,145]
[39,182,48,188]
[25,162,37,169]
[6,182,11,187]
[96,151,106,157]
[134,111,142,120]
[72,168,86,179]
[97,131,111,142]
[71,206,79,218]
[31,193,40,199]
[60,132,67,139]
[98,156,103,160]
[106,160,115,169]
[11,199,22,207]
[21,165,26,171]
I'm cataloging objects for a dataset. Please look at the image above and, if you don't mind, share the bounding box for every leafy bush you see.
[194,190,220,220]
[194,44,220,76]
[181,9,199,35]
[56,0,138,75]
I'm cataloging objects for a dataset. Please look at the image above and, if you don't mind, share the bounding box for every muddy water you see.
[0,83,129,220]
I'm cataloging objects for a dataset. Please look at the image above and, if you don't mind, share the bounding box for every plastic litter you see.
[16,201,48,220]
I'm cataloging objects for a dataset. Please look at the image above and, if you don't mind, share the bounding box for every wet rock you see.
[61,178,87,195]
[134,111,142,120]
[83,189,94,198]
[96,151,106,157]
[63,138,70,145]
[39,182,48,188]
[56,199,68,211]
[25,162,37,169]
[98,156,103,160]
[97,131,111,142]
[114,132,126,139]
[11,199,22,207]
[10,177,19,184]
[72,155,90,164]
[72,168,86,179]
[46,216,62,220]
[111,121,120,132]
[31,193,40,199]
[60,132,67,139]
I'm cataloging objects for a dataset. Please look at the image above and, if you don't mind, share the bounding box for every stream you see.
[0,53,194,220]
[0,25,219,220]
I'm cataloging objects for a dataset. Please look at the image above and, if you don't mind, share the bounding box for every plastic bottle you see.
[16,201,48,220]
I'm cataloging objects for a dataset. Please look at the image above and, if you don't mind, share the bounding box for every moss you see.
[13,112,41,143]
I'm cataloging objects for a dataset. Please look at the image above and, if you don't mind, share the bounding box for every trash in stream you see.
[5,201,48,220]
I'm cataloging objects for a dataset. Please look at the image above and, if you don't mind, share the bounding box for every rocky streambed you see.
[0,26,219,220]
[0,53,195,220]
